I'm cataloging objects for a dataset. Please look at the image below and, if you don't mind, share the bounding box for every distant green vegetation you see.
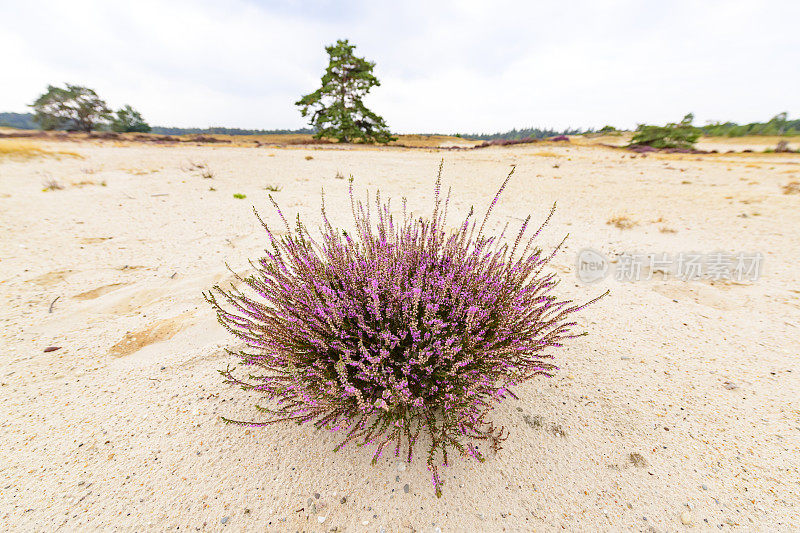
[149,126,314,135]
[699,113,799,136]
[6,84,152,133]
[0,112,37,129]
[630,113,701,150]
[1,111,311,136]
[630,112,800,151]
[458,127,585,141]
[3,99,798,141]
[463,113,800,141]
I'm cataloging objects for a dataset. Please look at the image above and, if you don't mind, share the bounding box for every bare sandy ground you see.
[1,139,799,532]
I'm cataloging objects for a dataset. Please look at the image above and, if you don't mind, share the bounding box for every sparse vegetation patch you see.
[607,215,638,230]
[782,181,800,195]
[630,114,701,151]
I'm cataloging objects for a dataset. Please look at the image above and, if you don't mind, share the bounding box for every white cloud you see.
[1,0,797,132]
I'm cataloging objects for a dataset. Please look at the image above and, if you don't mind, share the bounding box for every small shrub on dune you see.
[206,164,602,496]
[630,113,701,150]
[42,175,64,191]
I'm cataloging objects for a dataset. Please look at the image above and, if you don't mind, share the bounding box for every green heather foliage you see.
[110,105,151,133]
[296,39,395,144]
[30,84,111,132]
[630,113,701,150]
[206,164,602,496]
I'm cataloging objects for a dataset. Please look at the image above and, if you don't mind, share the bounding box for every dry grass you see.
[571,133,632,147]
[242,133,317,145]
[532,151,559,157]
[41,176,64,191]
[124,168,160,176]
[388,134,479,148]
[782,181,800,195]
[0,140,81,160]
[705,135,800,147]
[136,132,476,148]
[607,215,638,230]
[180,160,213,179]
[181,160,208,172]
[71,179,107,188]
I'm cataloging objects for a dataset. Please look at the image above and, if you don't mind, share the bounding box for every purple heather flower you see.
[205,163,604,497]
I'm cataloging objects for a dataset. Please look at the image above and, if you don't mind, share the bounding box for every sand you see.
[1,138,799,531]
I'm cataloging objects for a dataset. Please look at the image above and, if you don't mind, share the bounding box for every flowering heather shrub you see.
[205,164,601,496]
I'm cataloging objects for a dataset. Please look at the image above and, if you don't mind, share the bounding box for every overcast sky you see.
[1,0,797,133]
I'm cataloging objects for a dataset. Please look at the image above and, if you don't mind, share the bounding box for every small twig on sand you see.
[122,192,135,199]
[49,296,60,313]
[151,193,169,197]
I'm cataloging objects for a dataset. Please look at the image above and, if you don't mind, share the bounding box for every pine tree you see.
[296,39,395,143]
[30,84,111,132]
[110,105,151,133]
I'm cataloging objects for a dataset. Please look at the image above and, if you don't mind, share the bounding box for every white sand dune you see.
[1,140,798,531]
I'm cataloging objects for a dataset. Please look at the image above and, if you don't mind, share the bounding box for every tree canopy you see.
[30,84,111,132]
[110,105,151,133]
[296,39,395,143]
